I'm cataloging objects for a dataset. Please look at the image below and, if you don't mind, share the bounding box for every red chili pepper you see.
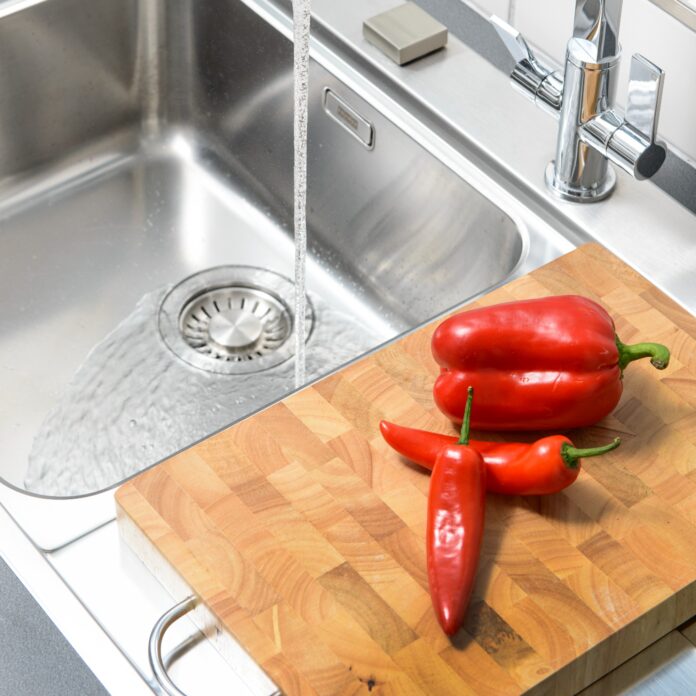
[427,387,485,635]
[432,295,670,430]
[380,420,620,495]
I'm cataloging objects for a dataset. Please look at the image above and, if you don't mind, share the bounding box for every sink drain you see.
[180,287,289,358]
[159,267,313,375]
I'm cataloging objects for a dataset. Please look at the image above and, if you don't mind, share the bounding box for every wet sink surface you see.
[0,0,546,497]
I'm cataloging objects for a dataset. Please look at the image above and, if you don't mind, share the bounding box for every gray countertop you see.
[0,557,107,696]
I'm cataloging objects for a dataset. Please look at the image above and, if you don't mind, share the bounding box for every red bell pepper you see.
[427,387,485,635]
[432,295,670,431]
[380,420,620,495]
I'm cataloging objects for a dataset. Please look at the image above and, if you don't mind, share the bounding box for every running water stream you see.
[293,0,311,388]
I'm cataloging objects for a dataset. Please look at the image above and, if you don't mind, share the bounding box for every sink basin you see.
[0,0,536,498]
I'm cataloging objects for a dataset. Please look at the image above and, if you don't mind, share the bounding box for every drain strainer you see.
[159,266,313,375]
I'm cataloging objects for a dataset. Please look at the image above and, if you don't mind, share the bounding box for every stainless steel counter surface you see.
[580,630,696,695]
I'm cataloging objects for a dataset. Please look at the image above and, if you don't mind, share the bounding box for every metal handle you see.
[490,16,537,67]
[490,16,563,114]
[596,53,666,180]
[625,53,664,141]
[149,596,199,696]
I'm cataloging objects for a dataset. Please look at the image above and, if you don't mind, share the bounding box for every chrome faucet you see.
[492,0,666,202]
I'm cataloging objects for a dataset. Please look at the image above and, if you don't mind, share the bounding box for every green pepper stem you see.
[616,336,670,371]
[458,386,474,446]
[561,437,621,468]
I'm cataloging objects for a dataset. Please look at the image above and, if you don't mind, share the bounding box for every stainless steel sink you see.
[0,0,555,499]
[0,0,574,693]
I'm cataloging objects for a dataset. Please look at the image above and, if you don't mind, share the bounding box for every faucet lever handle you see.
[490,16,533,66]
[490,15,562,113]
[597,53,666,180]
[490,16,548,79]
[626,53,664,142]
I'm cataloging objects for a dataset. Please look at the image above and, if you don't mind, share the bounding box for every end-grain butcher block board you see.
[116,244,696,695]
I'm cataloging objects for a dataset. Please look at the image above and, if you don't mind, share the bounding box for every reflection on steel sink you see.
[0,0,551,499]
[0,1,574,694]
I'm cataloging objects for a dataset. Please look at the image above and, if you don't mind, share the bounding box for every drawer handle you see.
[148,595,198,696]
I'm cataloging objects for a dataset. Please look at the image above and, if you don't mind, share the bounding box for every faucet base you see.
[545,161,616,203]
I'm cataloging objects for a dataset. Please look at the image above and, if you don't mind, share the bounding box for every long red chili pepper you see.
[432,295,670,430]
[427,387,485,636]
[380,420,620,495]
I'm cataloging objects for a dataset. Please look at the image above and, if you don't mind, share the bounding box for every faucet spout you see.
[573,0,623,61]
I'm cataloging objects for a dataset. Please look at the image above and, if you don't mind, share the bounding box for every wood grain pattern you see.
[116,244,696,695]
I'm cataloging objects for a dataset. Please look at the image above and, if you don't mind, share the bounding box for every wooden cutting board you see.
[116,244,696,695]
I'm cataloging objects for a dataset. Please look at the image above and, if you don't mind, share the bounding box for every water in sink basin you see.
[25,278,381,496]
[0,0,525,498]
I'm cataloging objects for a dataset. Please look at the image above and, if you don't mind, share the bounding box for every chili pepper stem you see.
[615,336,670,371]
[561,437,621,469]
[458,386,474,446]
